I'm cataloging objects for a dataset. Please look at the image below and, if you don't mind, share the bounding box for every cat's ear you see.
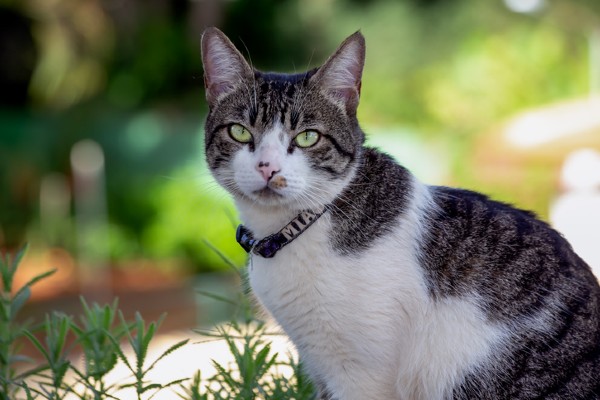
[312,31,365,114]
[201,27,253,105]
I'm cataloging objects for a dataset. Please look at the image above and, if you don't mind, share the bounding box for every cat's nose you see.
[256,160,281,181]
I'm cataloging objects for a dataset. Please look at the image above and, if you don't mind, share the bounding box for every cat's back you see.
[344,152,600,397]
[422,186,600,399]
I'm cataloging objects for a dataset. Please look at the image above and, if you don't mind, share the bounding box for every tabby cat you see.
[200,27,600,399]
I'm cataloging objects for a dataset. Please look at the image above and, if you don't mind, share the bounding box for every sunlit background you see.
[1,0,600,395]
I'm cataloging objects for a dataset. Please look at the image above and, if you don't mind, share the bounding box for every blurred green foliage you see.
[1,0,599,272]
[141,166,246,270]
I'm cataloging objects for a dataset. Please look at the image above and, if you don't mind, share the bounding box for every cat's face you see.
[201,28,366,210]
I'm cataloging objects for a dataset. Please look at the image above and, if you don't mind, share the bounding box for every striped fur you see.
[201,27,600,399]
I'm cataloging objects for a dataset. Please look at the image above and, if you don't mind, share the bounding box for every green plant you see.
[176,371,207,400]
[195,321,316,400]
[0,244,55,400]
[23,313,72,399]
[69,298,127,399]
[1,244,317,399]
[201,322,279,399]
[111,312,189,399]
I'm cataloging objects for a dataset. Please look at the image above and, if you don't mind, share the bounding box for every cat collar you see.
[236,205,328,258]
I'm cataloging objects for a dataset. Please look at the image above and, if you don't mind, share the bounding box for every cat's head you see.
[201,28,365,211]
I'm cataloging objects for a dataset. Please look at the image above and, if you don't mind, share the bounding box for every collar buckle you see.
[235,225,256,253]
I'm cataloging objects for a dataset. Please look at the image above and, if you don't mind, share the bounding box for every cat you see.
[200,27,600,399]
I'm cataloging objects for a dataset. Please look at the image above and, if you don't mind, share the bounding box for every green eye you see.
[228,124,252,143]
[294,130,320,148]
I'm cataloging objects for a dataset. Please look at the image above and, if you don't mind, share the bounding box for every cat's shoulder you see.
[360,147,541,225]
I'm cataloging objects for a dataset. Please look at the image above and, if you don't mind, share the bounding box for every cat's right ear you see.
[201,27,253,105]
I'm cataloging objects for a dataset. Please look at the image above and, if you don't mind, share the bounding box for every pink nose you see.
[257,160,280,181]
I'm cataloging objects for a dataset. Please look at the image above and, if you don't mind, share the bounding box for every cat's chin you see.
[243,187,287,207]
[253,187,284,200]
[237,187,302,209]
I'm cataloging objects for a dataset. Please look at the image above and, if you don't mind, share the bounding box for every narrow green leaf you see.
[48,314,71,362]
[117,382,137,390]
[106,331,134,375]
[222,332,241,363]
[0,301,9,320]
[110,298,120,323]
[13,270,56,303]
[1,244,29,293]
[14,364,50,381]
[9,287,31,320]
[255,344,271,368]
[9,354,35,364]
[160,377,189,388]
[23,331,50,362]
[53,361,71,388]
[0,265,11,294]
[102,302,115,329]
[146,378,189,400]
[79,297,92,322]
[10,244,29,272]
[145,339,189,373]
[69,322,83,337]
[118,310,136,357]
[212,361,238,390]
[203,240,242,277]
[140,382,162,393]
[142,321,157,356]
[255,345,276,379]
[196,291,239,306]
[22,381,39,400]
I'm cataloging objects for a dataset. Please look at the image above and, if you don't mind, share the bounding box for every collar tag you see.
[236,205,328,258]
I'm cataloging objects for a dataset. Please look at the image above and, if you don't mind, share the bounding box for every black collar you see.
[236,205,328,258]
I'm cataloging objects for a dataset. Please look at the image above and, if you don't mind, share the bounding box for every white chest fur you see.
[243,182,507,400]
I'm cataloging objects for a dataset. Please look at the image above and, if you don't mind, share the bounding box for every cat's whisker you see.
[297,190,327,211]
[308,182,376,225]
[304,180,365,220]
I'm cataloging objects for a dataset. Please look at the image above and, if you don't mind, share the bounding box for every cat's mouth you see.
[253,187,284,199]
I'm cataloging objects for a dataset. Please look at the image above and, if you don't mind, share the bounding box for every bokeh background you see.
[1,0,600,329]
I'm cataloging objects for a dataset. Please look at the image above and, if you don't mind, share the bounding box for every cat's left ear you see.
[312,31,365,114]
